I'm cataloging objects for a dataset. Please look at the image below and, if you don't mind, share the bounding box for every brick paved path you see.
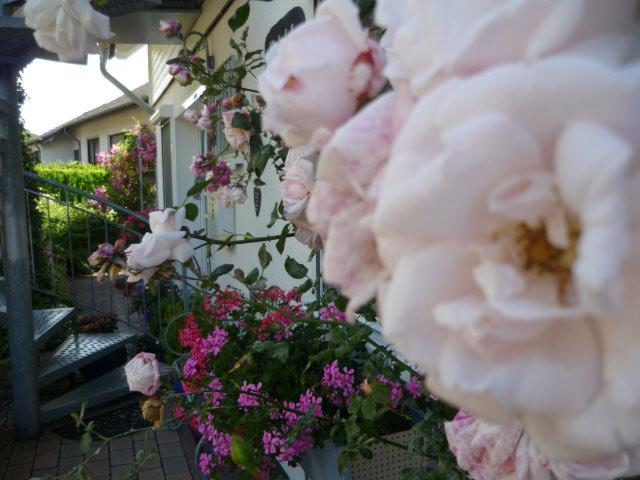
[0,424,197,480]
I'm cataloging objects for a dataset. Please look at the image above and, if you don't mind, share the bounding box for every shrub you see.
[35,162,109,203]
[38,199,121,274]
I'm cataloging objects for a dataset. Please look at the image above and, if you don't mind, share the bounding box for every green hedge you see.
[35,162,109,202]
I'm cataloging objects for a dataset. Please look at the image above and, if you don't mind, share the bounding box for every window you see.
[72,149,79,162]
[109,132,125,147]
[87,137,99,164]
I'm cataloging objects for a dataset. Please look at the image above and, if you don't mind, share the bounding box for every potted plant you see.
[152,284,440,479]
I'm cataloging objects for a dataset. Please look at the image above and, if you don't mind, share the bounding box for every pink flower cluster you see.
[376,374,403,408]
[168,61,192,86]
[322,360,355,405]
[205,377,225,408]
[262,389,323,462]
[319,302,346,322]
[184,102,217,133]
[178,315,228,381]
[238,381,262,410]
[204,288,244,320]
[205,161,232,193]
[406,375,423,400]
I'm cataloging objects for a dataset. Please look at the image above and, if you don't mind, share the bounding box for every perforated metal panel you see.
[34,307,75,347]
[38,332,135,387]
[351,430,424,480]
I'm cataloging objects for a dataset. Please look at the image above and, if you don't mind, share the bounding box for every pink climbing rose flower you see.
[125,352,160,396]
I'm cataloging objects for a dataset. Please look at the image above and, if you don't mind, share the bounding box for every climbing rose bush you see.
[260,0,640,468]
[445,411,640,480]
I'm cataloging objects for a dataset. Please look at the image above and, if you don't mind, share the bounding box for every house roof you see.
[35,83,149,144]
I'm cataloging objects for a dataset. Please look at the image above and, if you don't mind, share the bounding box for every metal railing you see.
[23,171,183,342]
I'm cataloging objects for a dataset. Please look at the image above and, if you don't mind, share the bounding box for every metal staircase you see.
[0,276,141,423]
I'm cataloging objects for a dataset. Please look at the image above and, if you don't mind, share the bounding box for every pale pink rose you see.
[279,146,320,248]
[445,412,636,480]
[159,18,181,38]
[375,0,638,96]
[213,186,247,208]
[281,147,317,219]
[374,56,640,460]
[222,110,252,152]
[258,0,385,147]
[183,109,200,124]
[306,91,409,314]
[125,352,160,396]
[125,207,194,282]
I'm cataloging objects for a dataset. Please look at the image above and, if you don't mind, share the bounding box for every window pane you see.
[109,132,125,147]
[87,137,99,164]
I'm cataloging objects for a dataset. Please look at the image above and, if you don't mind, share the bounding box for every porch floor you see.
[1,422,197,480]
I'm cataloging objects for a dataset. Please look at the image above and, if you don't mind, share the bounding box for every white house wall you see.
[39,135,77,163]
[150,0,317,293]
[38,104,150,164]
[69,105,150,163]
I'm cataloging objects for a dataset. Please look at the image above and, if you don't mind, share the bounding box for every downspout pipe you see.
[63,126,81,161]
[99,44,154,116]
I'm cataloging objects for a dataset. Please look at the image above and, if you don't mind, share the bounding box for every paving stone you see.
[133,440,158,454]
[110,464,136,479]
[61,437,76,445]
[110,437,133,452]
[93,476,111,480]
[0,459,7,478]
[87,460,109,477]
[13,440,37,450]
[131,431,149,441]
[155,430,179,445]
[166,474,193,480]
[87,443,109,461]
[32,452,58,470]
[36,438,60,454]
[162,455,188,475]
[138,468,164,480]
[4,463,32,480]
[57,455,84,475]
[60,442,83,458]
[0,445,12,460]
[39,432,58,441]
[158,443,182,459]
[30,467,58,479]
[9,449,35,465]
[110,448,134,466]
[138,454,161,471]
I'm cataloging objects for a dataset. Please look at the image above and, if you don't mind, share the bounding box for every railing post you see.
[0,63,41,439]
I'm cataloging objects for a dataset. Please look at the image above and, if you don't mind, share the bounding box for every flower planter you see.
[301,442,351,480]
[350,430,423,480]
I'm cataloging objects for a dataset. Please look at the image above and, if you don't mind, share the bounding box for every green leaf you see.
[276,224,290,254]
[361,398,379,420]
[79,432,92,454]
[285,257,308,279]
[211,263,234,280]
[245,49,262,61]
[245,267,260,285]
[184,202,198,221]
[249,110,262,132]
[231,111,251,130]
[231,435,256,468]
[297,278,313,295]
[187,179,211,196]
[359,447,374,460]
[269,342,290,362]
[254,186,262,216]
[258,243,272,270]
[267,202,280,228]
[228,2,250,32]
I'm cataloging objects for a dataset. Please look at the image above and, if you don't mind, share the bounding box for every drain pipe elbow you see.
[99,44,154,116]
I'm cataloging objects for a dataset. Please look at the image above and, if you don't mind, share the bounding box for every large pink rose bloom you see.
[374,55,640,460]
[445,411,639,480]
[306,91,410,313]
[125,352,160,396]
[376,0,638,96]
[258,0,385,147]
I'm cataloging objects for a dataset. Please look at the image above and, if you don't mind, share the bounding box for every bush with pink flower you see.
[159,284,438,478]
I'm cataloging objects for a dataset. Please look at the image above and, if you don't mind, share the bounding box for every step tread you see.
[38,332,136,387]
[34,308,75,347]
[0,291,5,315]
[40,363,171,423]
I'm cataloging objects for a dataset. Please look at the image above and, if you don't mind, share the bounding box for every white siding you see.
[149,45,181,106]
